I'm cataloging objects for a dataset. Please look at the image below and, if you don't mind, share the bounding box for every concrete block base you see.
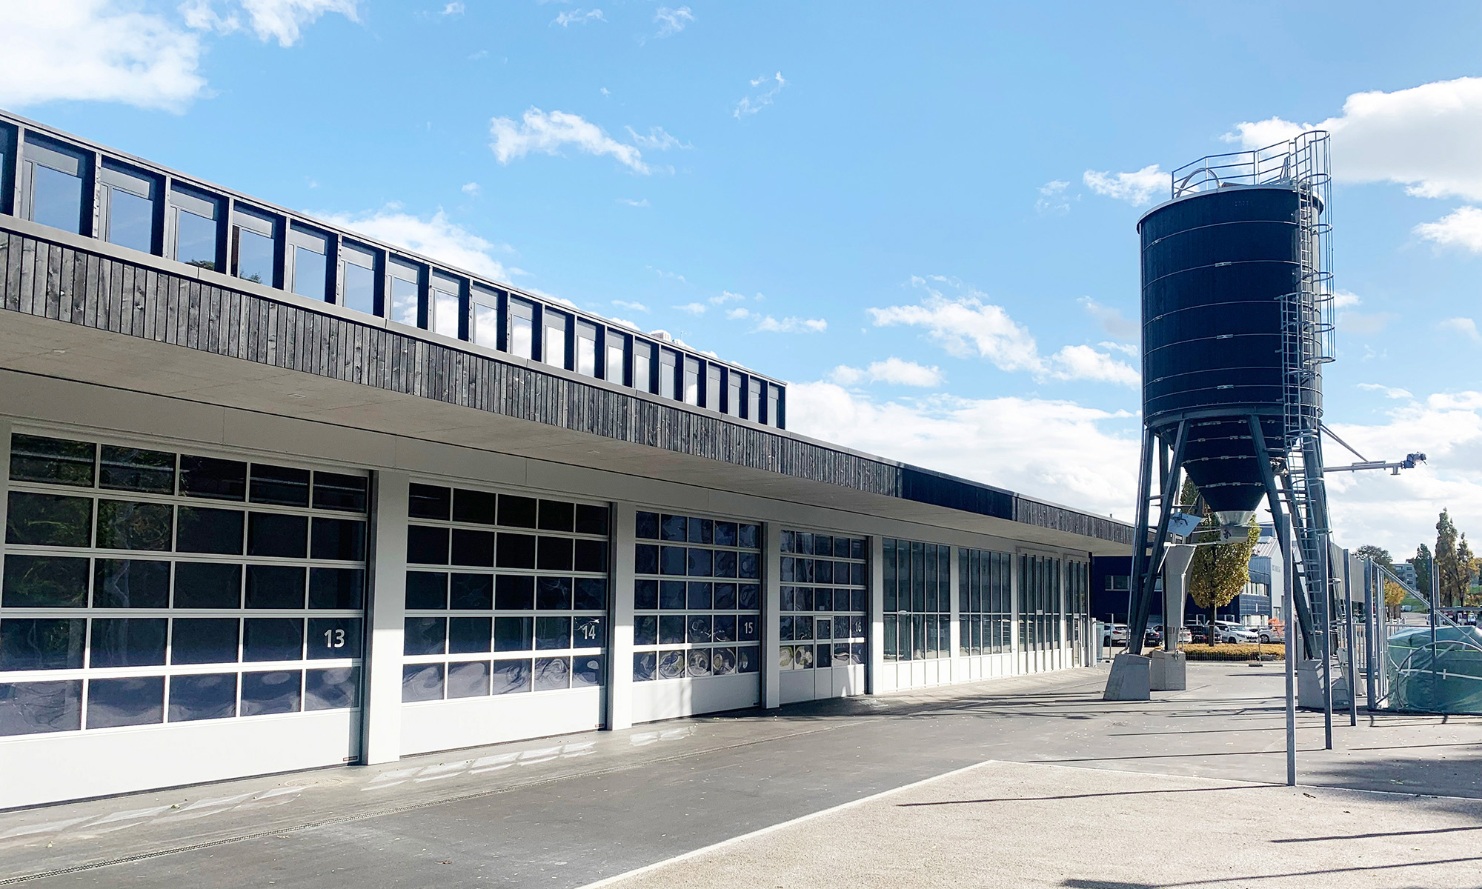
[1103,653,1151,701]
[1148,649,1187,691]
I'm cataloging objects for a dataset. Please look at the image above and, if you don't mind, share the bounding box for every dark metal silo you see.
[1138,185,1315,524]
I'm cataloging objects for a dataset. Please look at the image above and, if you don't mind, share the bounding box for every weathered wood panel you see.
[0,228,1133,545]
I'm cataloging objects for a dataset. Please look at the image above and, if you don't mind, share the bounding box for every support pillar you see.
[606,502,636,730]
[361,470,408,765]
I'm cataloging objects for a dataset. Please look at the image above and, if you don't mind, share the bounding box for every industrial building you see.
[0,111,1130,810]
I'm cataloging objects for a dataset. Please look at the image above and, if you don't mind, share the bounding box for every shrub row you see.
[1178,643,1285,661]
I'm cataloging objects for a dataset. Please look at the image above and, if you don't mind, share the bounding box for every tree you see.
[1184,484,1261,641]
[1436,510,1464,607]
[1411,544,1434,601]
[1355,545,1393,569]
[1382,579,1407,618]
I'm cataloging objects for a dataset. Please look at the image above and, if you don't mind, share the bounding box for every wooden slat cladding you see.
[0,228,1132,545]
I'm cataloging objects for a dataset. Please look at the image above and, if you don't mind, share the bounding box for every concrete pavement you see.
[0,663,1477,887]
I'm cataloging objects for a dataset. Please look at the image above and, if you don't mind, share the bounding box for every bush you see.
[1179,643,1285,662]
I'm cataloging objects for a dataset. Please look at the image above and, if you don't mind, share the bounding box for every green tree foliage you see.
[1436,510,1464,607]
[1411,544,1433,600]
[1183,483,1260,638]
[1355,544,1393,569]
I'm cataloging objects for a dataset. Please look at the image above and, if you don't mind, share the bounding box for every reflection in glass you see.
[176,208,218,269]
[105,188,154,252]
[9,434,95,486]
[634,615,657,646]
[401,664,444,702]
[87,676,164,728]
[0,619,85,670]
[3,555,89,608]
[448,617,492,654]
[293,245,328,300]
[711,647,737,675]
[686,649,711,677]
[533,656,569,691]
[656,650,684,680]
[535,616,571,650]
[96,500,173,551]
[242,670,302,715]
[0,680,82,736]
[174,561,242,608]
[403,617,446,656]
[90,618,167,667]
[737,646,759,673]
[390,274,419,326]
[632,652,656,682]
[100,446,175,493]
[31,164,85,233]
[169,673,237,722]
[246,565,306,609]
[234,227,274,284]
[572,655,602,688]
[343,258,376,315]
[7,492,92,547]
[494,616,532,652]
[176,507,245,555]
[305,667,359,710]
[447,661,491,698]
[492,659,531,695]
[244,618,304,661]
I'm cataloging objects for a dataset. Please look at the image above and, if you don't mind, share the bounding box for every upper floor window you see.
[767,384,783,427]
[575,320,598,377]
[604,330,628,386]
[706,365,722,411]
[633,340,655,393]
[429,273,462,339]
[508,297,535,359]
[99,162,157,254]
[388,258,420,326]
[659,349,678,400]
[682,357,701,406]
[340,243,377,316]
[170,186,221,271]
[231,207,276,286]
[470,286,501,350]
[0,124,15,216]
[543,309,569,369]
[747,379,763,422]
[288,224,330,301]
[726,372,742,417]
[23,137,88,235]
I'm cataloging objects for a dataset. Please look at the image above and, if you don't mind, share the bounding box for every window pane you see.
[96,500,174,551]
[241,670,302,715]
[176,208,218,270]
[472,298,499,349]
[544,312,568,368]
[233,226,274,285]
[0,681,82,736]
[510,300,534,358]
[659,351,676,399]
[683,358,700,405]
[293,244,328,300]
[0,619,86,670]
[605,336,627,385]
[100,445,175,493]
[173,562,242,608]
[10,434,95,486]
[3,555,89,607]
[576,323,597,376]
[313,472,367,513]
[31,164,84,233]
[633,344,652,392]
[390,274,418,326]
[432,286,460,338]
[250,464,311,506]
[342,257,376,315]
[105,187,153,253]
[169,673,237,722]
[176,506,245,554]
[90,618,167,667]
[6,492,92,547]
[87,676,164,728]
[171,618,239,664]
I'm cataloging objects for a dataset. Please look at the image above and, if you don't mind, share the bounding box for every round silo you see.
[1138,185,1318,524]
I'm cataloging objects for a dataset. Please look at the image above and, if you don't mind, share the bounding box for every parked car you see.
[1256,624,1285,644]
[1102,623,1129,646]
[1186,623,1210,644]
[1216,625,1260,644]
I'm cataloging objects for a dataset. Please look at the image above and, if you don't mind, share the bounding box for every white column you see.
[361,469,408,765]
[868,535,884,695]
[762,520,782,709]
[606,502,636,730]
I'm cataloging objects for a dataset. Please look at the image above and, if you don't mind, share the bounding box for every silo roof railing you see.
[1170,130,1331,200]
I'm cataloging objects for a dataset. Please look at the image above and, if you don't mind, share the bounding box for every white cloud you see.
[653,6,693,37]
[624,126,689,151]
[650,267,687,284]
[1035,179,1071,216]
[0,0,206,111]
[553,8,604,26]
[612,300,649,313]
[1440,317,1482,343]
[1082,165,1167,206]
[1357,383,1414,400]
[1332,289,1363,309]
[709,291,749,305]
[441,2,463,15]
[185,0,359,47]
[460,182,480,197]
[787,384,1139,519]
[1324,390,1482,555]
[734,72,786,119]
[617,197,650,208]
[1078,296,1138,341]
[1414,206,1482,253]
[675,302,707,315]
[868,277,1139,386]
[727,307,825,333]
[1226,77,1482,201]
[830,358,944,388]
[313,207,511,281]
[489,108,649,173]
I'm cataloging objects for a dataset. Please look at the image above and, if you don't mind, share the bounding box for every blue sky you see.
[4,0,1482,559]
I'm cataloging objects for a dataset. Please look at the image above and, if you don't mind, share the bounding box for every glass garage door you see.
[398,482,611,754]
[0,431,367,804]
[778,530,867,704]
[631,510,761,721]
